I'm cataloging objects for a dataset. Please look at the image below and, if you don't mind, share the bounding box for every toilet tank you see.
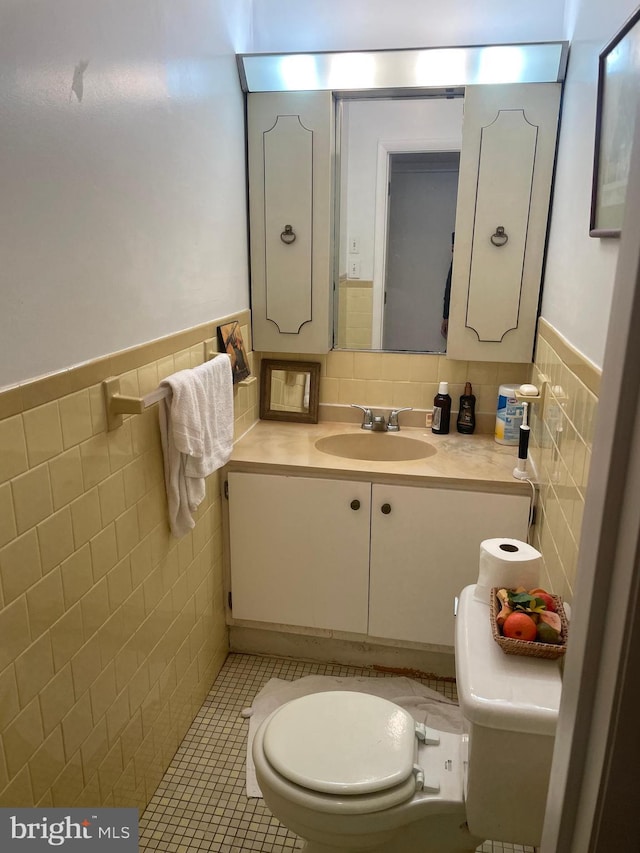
[455,585,562,847]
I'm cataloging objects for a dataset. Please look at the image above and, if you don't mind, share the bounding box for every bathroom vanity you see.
[222,420,532,669]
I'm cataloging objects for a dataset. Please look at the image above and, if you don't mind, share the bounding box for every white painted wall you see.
[1,0,252,388]
[541,0,638,367]
[252,0,566,52]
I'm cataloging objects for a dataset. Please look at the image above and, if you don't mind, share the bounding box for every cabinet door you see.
[228,472,370,633]
[447,83,561,362]
[369,485,530,646]
[248,92,334,354]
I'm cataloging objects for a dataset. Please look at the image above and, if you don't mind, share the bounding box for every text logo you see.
[0,809,138,850]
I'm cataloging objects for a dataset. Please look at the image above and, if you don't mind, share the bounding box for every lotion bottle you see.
[432,381,451,434]
[457,382,476,434]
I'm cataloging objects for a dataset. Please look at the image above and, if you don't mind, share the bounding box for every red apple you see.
[531,590,556,612]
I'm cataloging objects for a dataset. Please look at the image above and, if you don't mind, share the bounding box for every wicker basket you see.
[490,587,568,660]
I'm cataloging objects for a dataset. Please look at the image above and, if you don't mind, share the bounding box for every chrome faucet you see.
[351,404,373,430]
[352,405,413,431]
[387,407,413,431]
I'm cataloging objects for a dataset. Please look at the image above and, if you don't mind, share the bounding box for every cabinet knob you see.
[381,503,392,515]
[350,499,361,511]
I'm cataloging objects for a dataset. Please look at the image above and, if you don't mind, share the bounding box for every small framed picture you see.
[217,321,251,384]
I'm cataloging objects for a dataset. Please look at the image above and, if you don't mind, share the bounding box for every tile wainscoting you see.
[0,311,258,809]
[529,318,601,602]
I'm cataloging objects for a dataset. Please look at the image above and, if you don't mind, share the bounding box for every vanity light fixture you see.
[237,43,568,94]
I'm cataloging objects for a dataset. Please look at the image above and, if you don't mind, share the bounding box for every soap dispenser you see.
[457,382,476,434]
[432,381,452,435]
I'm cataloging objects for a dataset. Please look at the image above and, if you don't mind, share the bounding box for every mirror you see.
[260,359,321,423]
[336,96,463,353]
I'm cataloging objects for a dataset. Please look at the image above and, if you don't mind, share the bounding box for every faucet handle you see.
[351,404,373,430]
[388,407,413,431]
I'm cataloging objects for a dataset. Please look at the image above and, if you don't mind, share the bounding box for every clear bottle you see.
[432,381,452,435]
[457,382,476,434]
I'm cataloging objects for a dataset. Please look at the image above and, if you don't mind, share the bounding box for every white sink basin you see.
[314,432,436,462]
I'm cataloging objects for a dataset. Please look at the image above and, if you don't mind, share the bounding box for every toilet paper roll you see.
[474,538,542,604]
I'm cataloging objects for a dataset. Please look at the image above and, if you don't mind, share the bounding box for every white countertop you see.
[228,420,531,493]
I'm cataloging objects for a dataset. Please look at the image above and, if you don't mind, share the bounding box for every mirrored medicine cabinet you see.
[238,43,568,362]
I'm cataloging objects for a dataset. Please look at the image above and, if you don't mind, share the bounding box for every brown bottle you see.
[457,382,476,434]
[432,381,451,435]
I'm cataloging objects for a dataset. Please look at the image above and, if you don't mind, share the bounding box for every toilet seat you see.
[262,692,418,797]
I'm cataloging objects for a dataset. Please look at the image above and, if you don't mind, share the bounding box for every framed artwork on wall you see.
[590,7,640,237]
[217,320,251,384]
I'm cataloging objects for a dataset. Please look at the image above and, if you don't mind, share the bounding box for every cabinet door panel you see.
[228,472,370,633]
[448,83,561,362]
[369,485,530,646]
[248,92,334,353]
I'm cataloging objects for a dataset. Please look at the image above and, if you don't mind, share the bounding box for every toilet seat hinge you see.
[413,764,440,794]
[415,723,441,745]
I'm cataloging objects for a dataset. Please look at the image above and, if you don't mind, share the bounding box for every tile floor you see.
[139,653,536,853]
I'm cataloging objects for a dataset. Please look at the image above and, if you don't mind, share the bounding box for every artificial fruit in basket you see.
[538,609,562,633]
[536,622,562,644]
[496,586,563,644]
[529,588,557,612]
[502,611,538,641]
[494,588,513,626]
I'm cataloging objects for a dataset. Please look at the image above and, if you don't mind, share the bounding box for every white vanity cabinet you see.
[447,83,562,363]
[227,471,530,647]
[227,472,371,633]
[368,484,530,646]
[247,92,334,354]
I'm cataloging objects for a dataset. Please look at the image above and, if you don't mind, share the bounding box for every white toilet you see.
[252,585,563,852]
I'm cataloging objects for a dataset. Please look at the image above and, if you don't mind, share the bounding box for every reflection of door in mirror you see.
[336,97,463,352]
[383,152,459,352]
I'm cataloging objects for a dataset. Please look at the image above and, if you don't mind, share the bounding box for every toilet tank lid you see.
[455,586,562,737]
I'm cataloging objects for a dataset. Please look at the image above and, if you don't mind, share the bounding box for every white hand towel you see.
[159,354,234,538]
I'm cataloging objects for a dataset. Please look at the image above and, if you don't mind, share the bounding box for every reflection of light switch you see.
[349,259,361,279]
[349,237,359,253]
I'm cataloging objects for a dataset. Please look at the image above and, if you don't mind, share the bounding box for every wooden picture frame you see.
[590,7,640,237]
[260,359,321,423]
[217,321,251,384]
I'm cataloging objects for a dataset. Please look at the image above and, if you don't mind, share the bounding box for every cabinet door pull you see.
[381,503,392,515]
[350,499,360,510]
[280,224,297,244]
[490,225,509,247]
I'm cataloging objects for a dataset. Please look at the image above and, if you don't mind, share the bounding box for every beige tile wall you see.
[0,312,258,809]
[337,279,373,349]
[528,319,600,603]
[260,350,532,434]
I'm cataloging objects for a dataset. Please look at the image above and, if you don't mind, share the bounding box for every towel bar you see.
[102,337,254,430]
[102,378,170,431]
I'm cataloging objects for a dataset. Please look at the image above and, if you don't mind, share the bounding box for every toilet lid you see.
[262,691,417,795]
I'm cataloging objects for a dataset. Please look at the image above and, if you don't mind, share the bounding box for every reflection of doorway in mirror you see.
[336,96,463,352]
[383,152,459,352]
